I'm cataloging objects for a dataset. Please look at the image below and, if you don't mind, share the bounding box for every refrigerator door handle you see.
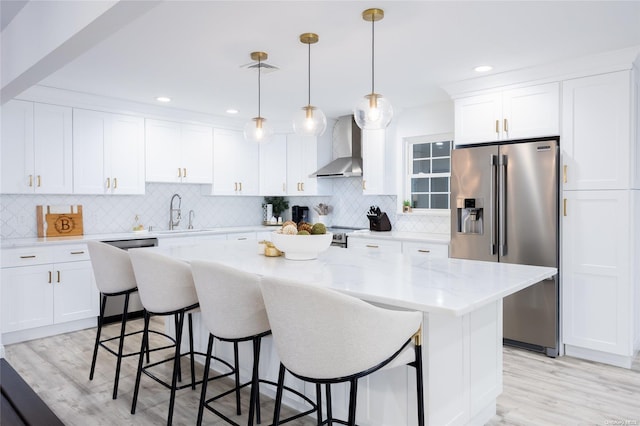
[499,154,507,257]
[490,154,498,255]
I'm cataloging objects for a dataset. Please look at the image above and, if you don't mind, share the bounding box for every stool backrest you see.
[191,260,269,340]
[129,249,198,313]
[87,240,137,294]
[260,277,422,379]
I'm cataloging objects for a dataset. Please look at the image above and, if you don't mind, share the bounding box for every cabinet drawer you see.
[402,241,449,258]
[1,247,52,267]
[52,244,90,262]
[348,238,402,253]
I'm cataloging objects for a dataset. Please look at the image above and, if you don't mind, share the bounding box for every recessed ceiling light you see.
[226,108,239,114]
[156,96,171,103]
[474,65,493,73]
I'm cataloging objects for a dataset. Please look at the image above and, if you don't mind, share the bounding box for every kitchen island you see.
[156,239,556,425]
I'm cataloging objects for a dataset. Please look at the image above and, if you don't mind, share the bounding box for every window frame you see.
[403,133,453,213]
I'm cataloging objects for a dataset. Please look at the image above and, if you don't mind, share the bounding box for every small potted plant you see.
[403,200,412,213]
[264,196,289,222]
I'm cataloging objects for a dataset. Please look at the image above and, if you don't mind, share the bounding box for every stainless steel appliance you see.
[291,205,309,224]
[327,226,361,248]
[450,137,559,357]
[100,237,158,323]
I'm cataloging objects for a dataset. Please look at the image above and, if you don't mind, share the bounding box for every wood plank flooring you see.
[3,318,640,425]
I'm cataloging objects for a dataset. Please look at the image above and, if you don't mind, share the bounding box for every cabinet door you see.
[235,133,260,195]
[33,103,73,193]
[212,128,241,195]
[181,124,213,184]
[286,134,304,194]
[1,100,34,193]
[286,134,318,195]
[503,82,559,140]
[145,119,181,182]
[454,93,502,145]
[260,134,287,195]
[562,190,632,355]
[73,109,107,194]
[108,114,145,194]
[362,129,394,195]
[1,264,54,333]
[562,71,630,190]
[53,261,99,324]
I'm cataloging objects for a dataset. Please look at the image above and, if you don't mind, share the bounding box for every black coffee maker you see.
[291,206,309,224]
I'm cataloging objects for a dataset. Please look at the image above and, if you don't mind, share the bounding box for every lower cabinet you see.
[1,245,98,336]
[348,237,450,258]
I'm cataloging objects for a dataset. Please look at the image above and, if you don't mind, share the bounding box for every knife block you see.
[368,212,392,232]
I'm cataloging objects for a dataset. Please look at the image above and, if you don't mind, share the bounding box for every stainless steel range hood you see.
[310,115,362,178]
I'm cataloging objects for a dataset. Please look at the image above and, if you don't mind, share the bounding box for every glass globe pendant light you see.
[354,8,393,130]
[293,33,327,136]
[244,51,274,143]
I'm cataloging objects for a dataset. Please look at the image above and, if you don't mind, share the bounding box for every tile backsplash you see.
[0,178,449,239]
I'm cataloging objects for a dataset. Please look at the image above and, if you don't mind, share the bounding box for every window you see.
[405,134,452,210]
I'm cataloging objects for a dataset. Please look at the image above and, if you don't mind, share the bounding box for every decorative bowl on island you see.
[271,231,333,260]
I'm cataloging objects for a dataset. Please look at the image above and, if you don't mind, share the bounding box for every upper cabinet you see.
[362,128,395,195]
[145,119,213,184]
[260,134,287,196]
[1,101,72,194]
[211,128,259,195]
[562,71,631,190]
[73,109,145,194]
[454,82,559,145]
[286,134,318,195]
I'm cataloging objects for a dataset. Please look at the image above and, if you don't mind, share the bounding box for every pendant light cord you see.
[257,57,262,118]
[307,42,311,105]
[371,17,375,95]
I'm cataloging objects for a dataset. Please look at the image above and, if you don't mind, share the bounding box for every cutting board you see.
[36,205,84,237]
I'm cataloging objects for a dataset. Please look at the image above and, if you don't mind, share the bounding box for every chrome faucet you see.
[188,210,195,229]
[169,193,182,230]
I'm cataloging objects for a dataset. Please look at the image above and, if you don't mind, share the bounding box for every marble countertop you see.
[0,225,273,249]
[348,230,450,244]
[159,239,556,316]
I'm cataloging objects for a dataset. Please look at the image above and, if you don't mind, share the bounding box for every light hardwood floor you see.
[3,319,640,426]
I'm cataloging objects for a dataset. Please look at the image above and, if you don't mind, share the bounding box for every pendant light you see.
[354,8,393,130]
[244,51,274,143]
[293,33,327,136]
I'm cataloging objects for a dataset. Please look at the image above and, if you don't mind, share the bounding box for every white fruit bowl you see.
[271,231,333,260]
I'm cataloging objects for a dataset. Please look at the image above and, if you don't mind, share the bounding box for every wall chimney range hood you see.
[310,115,362,178]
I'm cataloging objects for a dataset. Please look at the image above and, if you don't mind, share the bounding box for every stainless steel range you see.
[327,226,362,248]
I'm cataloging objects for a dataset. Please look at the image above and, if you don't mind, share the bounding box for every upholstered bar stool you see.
[87,241,175,400]
[128,249,234,426]
[260,277,425,426]
[191,260,317,426]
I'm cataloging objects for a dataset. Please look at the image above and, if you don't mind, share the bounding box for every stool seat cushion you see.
[87,241,137,294]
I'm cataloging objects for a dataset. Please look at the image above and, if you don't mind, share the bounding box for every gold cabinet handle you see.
[48,271,52,283]
[417,249,431,253]
[106,177,111,189]
[363,180,367,190]
[239,182,242,191]
[37,175,41,187]
[70,251,85,255]
[234,182,238,191]
[495,120,500,134]
[283,183,286,192]
[300,182,304,191]
[563,198,567,217]
[237,237,247,240]
[20,255,36,259]
[113,177,118,189]
[57,270,61,283]
[178,168,182,178]
[365,244,379,248]
[183,168,187,178]
[563,165,567,184]
[503,118,508,133]
[29,175,33,187]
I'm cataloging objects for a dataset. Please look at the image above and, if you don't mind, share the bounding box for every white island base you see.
[159,240,554,426]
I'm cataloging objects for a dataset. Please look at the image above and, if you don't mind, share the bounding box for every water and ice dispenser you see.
[456,198,484,235]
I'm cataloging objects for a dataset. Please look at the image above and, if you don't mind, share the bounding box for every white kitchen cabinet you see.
[561,190,637,366]
[1,245,98,337]
[259,134,287,195]
[402,241,449,258]
[454,82,559,145]
[348,237,402,253]
[73,109,145,194]
[562,71,631,190]
[286,134,318,195]
[211,128,259,195]
[362,128,395,194]
[1,100,72,194]
[145,119,213,184]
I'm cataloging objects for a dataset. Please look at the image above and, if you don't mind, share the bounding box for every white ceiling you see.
[16,1,640,122]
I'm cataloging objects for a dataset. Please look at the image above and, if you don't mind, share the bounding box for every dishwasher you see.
[100,238,158,324]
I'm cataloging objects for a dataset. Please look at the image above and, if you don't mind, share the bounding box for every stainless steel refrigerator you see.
[450,137,559,357]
